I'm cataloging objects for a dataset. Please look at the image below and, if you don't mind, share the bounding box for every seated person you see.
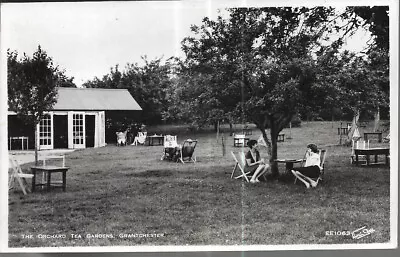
[244,139,269,183]
[291,143,321,188]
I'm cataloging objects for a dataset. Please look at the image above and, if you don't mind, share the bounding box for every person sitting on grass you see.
[244,139,269,183]
[291,143,321,189]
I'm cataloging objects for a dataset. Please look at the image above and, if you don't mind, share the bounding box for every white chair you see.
[9,156,34,195]
[161,135,178,160]
[132,132,147,146]
[116,130,128,146]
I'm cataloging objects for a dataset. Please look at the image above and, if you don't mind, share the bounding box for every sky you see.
[1,0,372,87]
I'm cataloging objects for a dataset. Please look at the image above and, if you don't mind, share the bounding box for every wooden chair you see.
[294,149,327,187]
[178,139,197,163]
[9,156,34,195]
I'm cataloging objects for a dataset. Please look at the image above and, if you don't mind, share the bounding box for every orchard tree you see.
[83,56,174,126]
[181,7,342,176]
[8,45,72,164]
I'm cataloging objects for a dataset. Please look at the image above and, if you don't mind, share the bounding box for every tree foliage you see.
[7,45,74,124]
[83,56,173,126]
[7,45,73,163]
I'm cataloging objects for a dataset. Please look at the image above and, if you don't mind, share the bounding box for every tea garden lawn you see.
[8,121,391,248]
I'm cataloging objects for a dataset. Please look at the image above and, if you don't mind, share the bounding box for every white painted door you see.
[99,111,106,147]
[38,113,54,150]
[72,113,86,148]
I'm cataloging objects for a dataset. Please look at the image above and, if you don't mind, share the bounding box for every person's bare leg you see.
[256,165,269,181]
[294,171,318,187]
[250,165,264,183]
[291,170,310,188]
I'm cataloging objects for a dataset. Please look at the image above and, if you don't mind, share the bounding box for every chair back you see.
[181,139,197,158]
[231,151,245,166]
[164,135,178,148]
[239,151,247,167]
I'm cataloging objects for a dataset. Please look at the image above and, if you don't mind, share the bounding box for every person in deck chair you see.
[244,139,269,183]
[291,143,321,188]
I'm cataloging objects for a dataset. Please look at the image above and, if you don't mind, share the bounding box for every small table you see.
[9,136,29,150]
[147,135,164,146]
[274,159,303,172]
[31,165,70,192]
[234,137,249,147]
[354,148,389,166]
[364,132,383,143]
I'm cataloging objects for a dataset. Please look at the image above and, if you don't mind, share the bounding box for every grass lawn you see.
[8,121,391,248]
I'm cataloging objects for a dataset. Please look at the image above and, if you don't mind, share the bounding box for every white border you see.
[0,0,398,253]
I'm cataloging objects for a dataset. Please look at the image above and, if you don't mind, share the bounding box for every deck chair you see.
[161,135,178,160]
[178,139,197,163]
[8,156,34,195]
[294,149,327,188]
[116,130,128,146]
[230,151,268,182]
[132,131,147,146]
[230,151,251,182]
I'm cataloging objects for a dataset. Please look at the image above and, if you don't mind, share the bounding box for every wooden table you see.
[364,132,383,143]
[9,136,29,150]
[31,165,70,192]
[147,135,164,146]
[354,148,389,166]
[274,159,303,172]
[234,137,249,147]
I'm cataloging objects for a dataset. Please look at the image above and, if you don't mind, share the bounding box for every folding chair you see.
[178,139,197,163]
[9,156,34,195]
[294,149,327,187]
[230,151,252,182]
[132,131,147,146]
[161,135,178,161]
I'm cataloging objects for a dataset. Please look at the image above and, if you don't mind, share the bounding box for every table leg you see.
[364,134,367,142]
[366,154,370,166]
[374,154,378,164]
[356,154,359,166]
[47,172,51,192]
[62,171,67,191]
[32,169,36,192]
[286,163,294,171]
[379,134,382,143]
[385,154,389,166]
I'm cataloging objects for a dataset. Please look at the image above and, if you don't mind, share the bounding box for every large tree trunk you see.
[34,123,38,166]
[269,122,279,178]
